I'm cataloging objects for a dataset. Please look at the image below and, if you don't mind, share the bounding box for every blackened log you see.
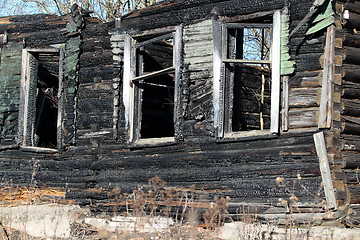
[81,37,112,51]
[343,152,360,169]
[82,24,110,38]
[342,121,360,135]
[289,36,325,55]
[347,11,360,28]
[66,189,108,200]
[344,170,360,184]
[342,99,360,117]
[289,75,321,88]
[79,51,113,68]
[343,64,360,83]
[343,47,360,65]
[349,185,360,204]
[4,16,67,34]
[344,32,360,48]
[342,138,360,151]
[293,53,322,72]
[78,66,115,83]
[346,1,360,14]
[342,82,360,99]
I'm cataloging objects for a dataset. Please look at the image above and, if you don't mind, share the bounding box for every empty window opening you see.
[133,34,175,139]
[21,49,62,149]
[33,53,59,148]
[224,25,272,132]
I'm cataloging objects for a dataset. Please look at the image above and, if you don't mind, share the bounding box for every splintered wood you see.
[0,187,67,206]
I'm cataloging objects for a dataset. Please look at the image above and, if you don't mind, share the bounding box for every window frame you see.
[19,47,64,151]
[123,25,183,144]
[213,11,281,139]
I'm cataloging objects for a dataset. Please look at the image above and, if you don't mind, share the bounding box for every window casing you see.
[214,11,281,138]
[19,48,64,150]
[123,26,182,143]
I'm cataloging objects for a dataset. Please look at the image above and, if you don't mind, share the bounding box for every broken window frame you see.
[214,11,281,139]
[19,47,64,152]
[123,25,182,144]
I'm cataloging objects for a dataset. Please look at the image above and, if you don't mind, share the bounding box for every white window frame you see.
[123,25,182,144]
[19,47,64,151]
[213,11,281,138]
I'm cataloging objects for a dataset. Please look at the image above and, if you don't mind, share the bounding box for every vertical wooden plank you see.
[281,76,289,131]
[313,132,337,210]
[270,11,281,133]
[27,54,38,146]
[123,34,135,142]
[19,49,28,146]
[319,25,335,128]
[212,19,223,137]
[174,24,183,140]
[57,47,65,150]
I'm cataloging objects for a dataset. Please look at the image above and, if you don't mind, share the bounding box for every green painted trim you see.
[306,16,334,35]
[313,0,334,23]
[306,0,334,35]
[280,10,295,76]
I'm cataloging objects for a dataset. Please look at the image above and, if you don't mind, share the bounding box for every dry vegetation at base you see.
[0,177,230,240]
[0,175,347,240]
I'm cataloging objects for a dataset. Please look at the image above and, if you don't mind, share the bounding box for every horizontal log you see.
[7,29,67,45]
[5,18,67,34]
[343,64,360,83]
[342,86,360,100]
[346,1,360,14]
[344,46,360,65]
[289,76,321,88]
[77,113,113,129]
[344,32,360,48]
[293,53,322,72]
[79,50,113,67]
[66,189,108,200]
[289,37,325,54]
[77,83,113,100]
[288,108,318,128]
[82,24,110,38]
[342,99,360,117]
[78,66,115,83]
[348,185,360,204]
[347,11,360,28]
[81,37,112,51]
[342,138,360,151]
[344,169,360,184]
[342,120,360,135]
[289,88,319,107]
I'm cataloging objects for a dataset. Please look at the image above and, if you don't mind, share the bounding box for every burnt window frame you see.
[19,47,64,151]
[213,11,281,139]
[123,26,182,144]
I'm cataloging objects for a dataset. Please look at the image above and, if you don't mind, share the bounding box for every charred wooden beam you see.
[343,46,360,65]
[343,32,360,48]
[342,99,360,117]
[342,64,360,83]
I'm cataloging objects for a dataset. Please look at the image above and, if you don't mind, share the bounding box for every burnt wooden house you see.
[0,0,360,225]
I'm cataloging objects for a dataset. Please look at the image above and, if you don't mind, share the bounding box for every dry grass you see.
[0,175,344,240]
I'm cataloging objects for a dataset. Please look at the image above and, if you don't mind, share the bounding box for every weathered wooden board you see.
[288,108,319,128]
[289,88,319,107]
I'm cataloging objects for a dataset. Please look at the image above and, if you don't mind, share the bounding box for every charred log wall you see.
[0,132,321,215]
[0,0,352,220]
[75,16,115,146]
[287,0,324,129]
[336,0,360,226]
